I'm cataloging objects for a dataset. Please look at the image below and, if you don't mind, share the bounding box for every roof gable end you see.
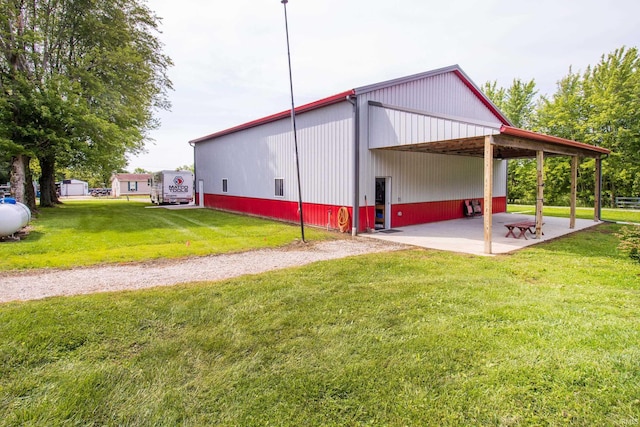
[354,64,511,126]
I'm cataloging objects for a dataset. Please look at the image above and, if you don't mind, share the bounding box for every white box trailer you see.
[150,170,194,205]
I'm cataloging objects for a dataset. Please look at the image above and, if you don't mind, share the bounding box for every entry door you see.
[375,177,392,230]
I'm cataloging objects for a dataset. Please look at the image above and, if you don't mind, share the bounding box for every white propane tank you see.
[0,199,31,237]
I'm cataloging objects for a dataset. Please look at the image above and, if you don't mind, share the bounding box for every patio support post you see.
[484,135,494,254]
[594,156,602,221]
[536,150,544,239]
[570,156,578,229]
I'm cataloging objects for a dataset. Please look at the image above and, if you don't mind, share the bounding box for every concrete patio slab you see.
[362,213,601,256]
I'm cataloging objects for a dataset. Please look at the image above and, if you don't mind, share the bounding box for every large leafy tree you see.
[0,0,172,208]
[487,46,640,207]
[535,70,587,205]
[538,47,640,206]
[582,47,640,202]
[483,79,538,203]
[483,78,537,129]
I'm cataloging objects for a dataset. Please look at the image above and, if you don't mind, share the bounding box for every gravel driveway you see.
[0,238,407,304]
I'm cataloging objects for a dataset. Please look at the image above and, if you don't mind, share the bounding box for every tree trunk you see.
[23,160,36,211]
[9,154,37,211]
[10,155,26,203]
[39,154,59,207]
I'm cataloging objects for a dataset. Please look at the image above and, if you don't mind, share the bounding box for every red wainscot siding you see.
[202,193,354,232]
[357,197,507,231]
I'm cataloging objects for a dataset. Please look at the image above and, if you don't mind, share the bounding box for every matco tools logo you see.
[169,175,189,192]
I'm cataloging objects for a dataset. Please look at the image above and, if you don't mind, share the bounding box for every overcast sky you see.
[128,0,640,171]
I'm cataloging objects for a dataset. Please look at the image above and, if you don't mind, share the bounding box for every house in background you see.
[111,173,151,197]
[189,65,608,246]
[57,179,89,196]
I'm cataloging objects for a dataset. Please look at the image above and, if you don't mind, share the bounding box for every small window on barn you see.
[275,178,284,197]
[222,179,228,193]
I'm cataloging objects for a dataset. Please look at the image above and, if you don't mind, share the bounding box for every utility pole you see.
[281,0,305,242]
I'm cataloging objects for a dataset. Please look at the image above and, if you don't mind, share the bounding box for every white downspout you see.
[347,94,359,236]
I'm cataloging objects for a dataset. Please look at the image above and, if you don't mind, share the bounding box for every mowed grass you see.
[0,199,332,270]
[508,204,640,223]
[1,223,640,425]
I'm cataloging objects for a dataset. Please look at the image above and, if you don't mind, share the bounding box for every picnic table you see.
[504,221,543,239]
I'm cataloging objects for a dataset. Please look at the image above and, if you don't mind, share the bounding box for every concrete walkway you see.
[362,213,601,256]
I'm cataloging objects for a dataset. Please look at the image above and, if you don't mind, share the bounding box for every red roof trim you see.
[190,90,356,144]
[500,125,611,155]
[453,69,511,126]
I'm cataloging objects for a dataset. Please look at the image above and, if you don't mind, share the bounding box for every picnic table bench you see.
[504,221,543,239]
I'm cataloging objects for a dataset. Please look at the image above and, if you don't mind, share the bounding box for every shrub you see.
[616,224,640,262]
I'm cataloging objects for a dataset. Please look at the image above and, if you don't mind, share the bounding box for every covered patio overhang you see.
[368,102,611,254]
[364,213,599,256]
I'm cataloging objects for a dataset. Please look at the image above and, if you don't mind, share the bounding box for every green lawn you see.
[0,199,332,270]
[508,204,640,223]
[1,222,639,425]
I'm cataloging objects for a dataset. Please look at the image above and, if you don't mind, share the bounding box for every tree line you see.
[0,0,172,210]
[483,46,640,207]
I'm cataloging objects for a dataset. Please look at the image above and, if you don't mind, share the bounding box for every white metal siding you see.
[358,70,507,204]
[195,102,354,206]
[368,104,500,149]
[359,72,500,123]
[367,150,506,203]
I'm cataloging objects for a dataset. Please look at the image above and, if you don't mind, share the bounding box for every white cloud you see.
[129,0,640,171]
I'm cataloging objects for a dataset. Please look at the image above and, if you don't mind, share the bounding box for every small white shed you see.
[58,179,89,196]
